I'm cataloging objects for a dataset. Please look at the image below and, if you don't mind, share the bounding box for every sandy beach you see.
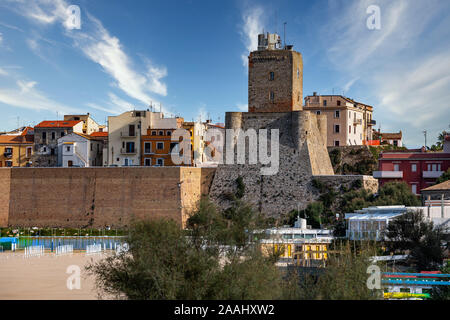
[0,252,108,300]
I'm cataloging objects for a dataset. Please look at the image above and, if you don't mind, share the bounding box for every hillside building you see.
[303,93,375,146]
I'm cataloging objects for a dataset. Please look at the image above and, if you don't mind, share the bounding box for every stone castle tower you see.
[209,32,334,217]
[248,33,303,113]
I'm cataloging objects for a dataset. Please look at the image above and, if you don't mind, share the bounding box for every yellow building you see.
[259,217,333,266]
[0,127,34,167]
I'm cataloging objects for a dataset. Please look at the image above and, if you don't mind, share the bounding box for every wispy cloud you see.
[5,0,170,112]
[320,0,450,146]
[239,6,264,67]
[235,103,248,112]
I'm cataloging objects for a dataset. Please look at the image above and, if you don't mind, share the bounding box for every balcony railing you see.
[423,171,443,178]
[373,171,403,178]
[353,118,362,125]
[369,119,376,126]
[120,148,136,154]
[120,131,136,138]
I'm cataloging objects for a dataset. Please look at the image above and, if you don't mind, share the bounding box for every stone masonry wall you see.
[0,169,11,226]
[248,50,303,113]
[0,167,213,229]
[209,111,334,217]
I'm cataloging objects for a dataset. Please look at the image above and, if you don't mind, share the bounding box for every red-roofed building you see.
[0,128,34,167]
[373,135,450,194]
[32,120,84,167]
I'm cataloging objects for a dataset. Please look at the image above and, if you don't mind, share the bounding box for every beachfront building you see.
[259,217,334,266]
[345,205,450,241]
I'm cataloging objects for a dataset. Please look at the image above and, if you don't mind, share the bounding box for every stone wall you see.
[0,169,10,226]
[248,50,303,113]
[0,167,214,229]
[209,110,334,217]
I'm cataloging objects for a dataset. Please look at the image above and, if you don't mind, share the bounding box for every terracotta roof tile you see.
[422,180,450,191]
[35,120,82,128]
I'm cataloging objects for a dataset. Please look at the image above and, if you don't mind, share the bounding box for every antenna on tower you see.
[283,22,287,49]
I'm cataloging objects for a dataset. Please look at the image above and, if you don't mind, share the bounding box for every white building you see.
[57,132,104,167]
[108,110,180,166]
[345,205,450,241]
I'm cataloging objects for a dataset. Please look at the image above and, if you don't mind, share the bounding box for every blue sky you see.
[0,0,449,147]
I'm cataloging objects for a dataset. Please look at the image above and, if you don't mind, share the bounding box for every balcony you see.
[423,171,443,178]
[368,120,376,126]
[3,151,12,158]
[373,171,403,178]
[120,148,136,155]
[120,131,136,138]
[353,118,362,125]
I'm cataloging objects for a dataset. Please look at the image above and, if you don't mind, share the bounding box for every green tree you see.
[384,210,447,271]
[293,242,382,300]
[86,198,287,300]
[435,168,450,185]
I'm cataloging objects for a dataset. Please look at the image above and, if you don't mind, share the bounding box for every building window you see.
[144,142,151,154]
[269,71,274,81]
[61,132,65,137]
[68,160,73,167]
[297,68,300,79]
[66,146,70,152]
[354,126,356,134]
[50,148,55,155]
[335,110,340,118]
[349,126,351,134]
[159,131,164,136]
[157,142,164,150]
[51,132,55,140]
[26,147,32,158]
[323,100,327,106]
[334,140,340,146]
[43,147,47,152]
[393,140,398,147]
[126,142,135,153]
[151,131,157,136]
[316,111,321,115]
[334,124,340,133]
[394,164,400,171]
[337,100,341,106]
[411,184,417,195]
[269,91,274,102]
[42,132,47,140]
[157,158,164,166]
[167,131,172,136]
[411,164,417,172]
[128,125,135,137]
[144,158,151,166]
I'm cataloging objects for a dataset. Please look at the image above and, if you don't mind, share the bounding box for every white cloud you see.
[7,0,169,112]
[0,76,79,114]
[235,103,248,111]
[0,32,3,45]
[320,0,450,146]
[0,68,7,76]
[240,7,264,67]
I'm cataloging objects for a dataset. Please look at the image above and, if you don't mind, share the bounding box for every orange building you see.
[141,128,181,166]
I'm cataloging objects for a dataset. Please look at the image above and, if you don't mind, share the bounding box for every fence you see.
[86,244,103,255]
[16,236,125,252]
[55,244,73,256]
[23,245,45,258]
